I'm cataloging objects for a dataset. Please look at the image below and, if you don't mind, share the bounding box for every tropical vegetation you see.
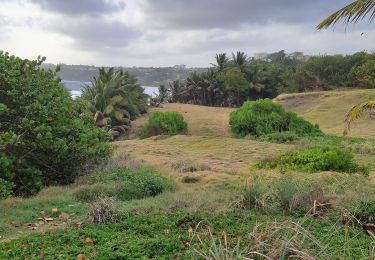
[82,67,148,138]
[154,50,375,107]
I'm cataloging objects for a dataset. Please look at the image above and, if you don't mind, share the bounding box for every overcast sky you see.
[0,0,374,67]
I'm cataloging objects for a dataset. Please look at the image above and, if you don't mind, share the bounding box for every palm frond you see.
[344,100,375,134]
[317,0,375,29]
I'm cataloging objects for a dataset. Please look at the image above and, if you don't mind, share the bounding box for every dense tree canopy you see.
[155,50,375,107]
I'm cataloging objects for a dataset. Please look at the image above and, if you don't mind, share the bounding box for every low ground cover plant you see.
[0,211,372,259]
[256,146,369,175]
[139,111,187,138]
[229,99,322,140]
[74,166,173,202]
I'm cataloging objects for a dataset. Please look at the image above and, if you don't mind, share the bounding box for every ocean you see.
[61,80,159,99]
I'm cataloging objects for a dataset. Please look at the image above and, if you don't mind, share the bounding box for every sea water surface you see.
[62,80,159,99]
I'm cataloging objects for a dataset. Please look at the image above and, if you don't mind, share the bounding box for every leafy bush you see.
[0,52,110,196]
[229,99,322,139]
[0,179,13,199]
[139,111,187,138]
[256,146,369,175]
[74,166,173,202]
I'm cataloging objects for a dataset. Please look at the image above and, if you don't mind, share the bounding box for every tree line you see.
[153,50,375,107]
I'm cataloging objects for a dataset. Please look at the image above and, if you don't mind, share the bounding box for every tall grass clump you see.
[256,146,369,175]
[86,196,120,224]
[139,111,187,138]
[236,174,327,215]
[229,99,322,140]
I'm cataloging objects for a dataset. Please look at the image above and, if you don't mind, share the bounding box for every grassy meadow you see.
[2,89,375,258]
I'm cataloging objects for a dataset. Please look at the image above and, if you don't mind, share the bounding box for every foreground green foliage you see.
[229,99,322,139]
[256,146,369,175]
[74,166,173,202]
[139,111,188,138]
[0,211,372,259]
[317,0,375,29]
[0,52,110,196]
[0,179,13,199]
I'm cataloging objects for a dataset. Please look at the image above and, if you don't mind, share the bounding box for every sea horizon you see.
[62,80,159,98]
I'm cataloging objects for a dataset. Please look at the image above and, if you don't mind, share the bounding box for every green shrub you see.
[0,52,111,196]
[139,111,187,138]
[256,146,369,175]
[73,183,118,202]
[229,99,322,139]
[0,179,13,199]
[74,166,173,202]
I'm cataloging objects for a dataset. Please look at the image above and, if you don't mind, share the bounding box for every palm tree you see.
[211,53,229,71]
[318,0,375,133]
[344,101,375,134]
[231,51,248,71]
[317,0,375,29]
[168,80,184,102]
[157,84,169,103]
[82,67,148,136]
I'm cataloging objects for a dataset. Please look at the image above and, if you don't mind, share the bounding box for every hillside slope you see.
[132,103,234,137]
[274,89,375,137]
[134,89,375,138]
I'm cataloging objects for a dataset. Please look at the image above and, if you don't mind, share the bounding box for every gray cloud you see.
[52,18,140,49]
[29,0,125,17]
[139,0,350,29]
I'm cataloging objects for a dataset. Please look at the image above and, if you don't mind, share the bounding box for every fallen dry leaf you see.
[85,237,94,246]
[44,217,54,222]
[77,253,86,260]
[37,244,44,249]
[363,224,375,239]
[51,208,59,213]
[187,226,193,233]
